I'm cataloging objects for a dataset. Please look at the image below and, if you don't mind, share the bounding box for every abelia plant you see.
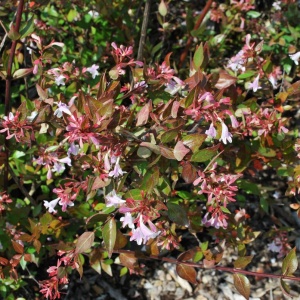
[0,0,300,299]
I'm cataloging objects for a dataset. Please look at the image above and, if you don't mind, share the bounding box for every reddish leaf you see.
[282,247,298,276]
[11,240,24,254]
[182,162,197,184]
[171,101,180,118]
[233,273,250,300]
[102,218,116,258]
[75,232,95,254]
[136,101,152,126]
[0,257,8,265]
[176,264,197,284]
[233,256,253,269]
[203,259,215,268]
[33,239,41,254]
[174,141,190,161]
[91,176,111,190]
[178,249,196,262]
[215,71,237,89]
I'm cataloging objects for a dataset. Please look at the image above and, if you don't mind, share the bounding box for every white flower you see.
[248,75,261,92]
[120,212,135,229]
[289,51,300,65]
[54,101,72,118]
[105,190,126,208]
[86,64,100,79]
[44,198,60,213]
[219,121,233,145]
[55,75,66,86]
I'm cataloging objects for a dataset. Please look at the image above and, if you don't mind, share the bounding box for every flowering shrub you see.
[1,0,300,299]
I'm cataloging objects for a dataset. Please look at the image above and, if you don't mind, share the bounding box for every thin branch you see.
[137,0,151,62]
[3,0,25,189]
[8,165,37,206]
[178,0,213,68]
[112,249,300,283]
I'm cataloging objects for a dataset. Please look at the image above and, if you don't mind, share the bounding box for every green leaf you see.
[12,68,32,79]
[7,24,20,40]
[182,133,206,153]
[167,202,189,227]
[193,43,204,69]
[280,279,292,297]
[75,232,95,254]
[282,247,298,276]
[20,15,35,38]
[161,128,179,143]
[247,11,261,18]
[158,0,168,16]
[237,71,256,79]
[191,146,218,162]
[233,273,250,300]
[67,9,78,22]
[258,146,276,157]
[102,218,116,258]
[141,167,160,194]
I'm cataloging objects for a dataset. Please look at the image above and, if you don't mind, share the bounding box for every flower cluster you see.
[194,168,242,229]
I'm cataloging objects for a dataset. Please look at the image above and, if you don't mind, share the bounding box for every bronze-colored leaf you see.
[176,264,197,284]
[11,240,24,254]
[75,232,95,254]
[119,252,138,270]
[233,256,253,269]
[233,273,250,300]
[282,247,298,276]
[102,218,116,258]
[181,161,197,184]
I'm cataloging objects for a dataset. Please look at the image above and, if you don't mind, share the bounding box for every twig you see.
[137,0,151,61]
[178,0,213,68]
[3,0,25,189]
[112,249,300,283]
[8,165,37,206]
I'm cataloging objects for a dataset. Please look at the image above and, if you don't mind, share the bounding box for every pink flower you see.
[108,157,125,178]
[229,115,239,128]
[248,75,261,92]
[130,215,159,245]
[219,121,232,144]
[105,190,126,208]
